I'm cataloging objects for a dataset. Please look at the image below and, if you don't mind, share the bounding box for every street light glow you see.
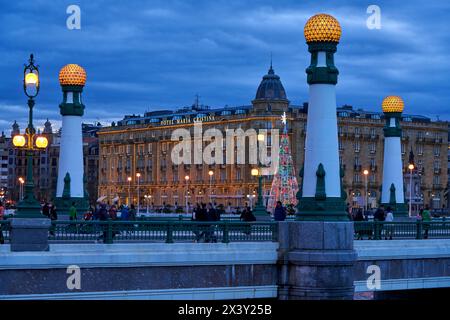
[251,168,259,176]
[363,169,369,175]
[408,164,415,170]
[35,136,48,149]
[127,177,132,182]
[12,135,26,147]
[185,175,190,181]
[208,170,214,176]
[25,72,38,85]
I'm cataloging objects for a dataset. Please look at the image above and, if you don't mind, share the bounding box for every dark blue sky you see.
[1,0,449,134]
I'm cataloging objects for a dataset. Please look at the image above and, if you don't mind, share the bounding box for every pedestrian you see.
[195,203,208,242]
[0,201,5,244]
[373,205,385,239]
[205,203,218,242]
[42,202,50,218]
[69,202,77,220]
[95,202,109,242]
[346,203,352,220]
[384,206,394,240]
[48,202,58,236]
[240,206,256,222]
[422,204,432,239]
[274,201,286,221]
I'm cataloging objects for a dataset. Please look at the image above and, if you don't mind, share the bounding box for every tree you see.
[267,113,299,212]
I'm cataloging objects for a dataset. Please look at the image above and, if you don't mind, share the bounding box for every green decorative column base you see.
[381,202,409,218]
[55,196,89,216]
[253,204,270,221]
[296,197,349,221]
[16,199,43,218]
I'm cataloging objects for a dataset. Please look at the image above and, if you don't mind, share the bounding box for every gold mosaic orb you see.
[382,96,405,113]
[304,13,341,43]
[59,64,86,86]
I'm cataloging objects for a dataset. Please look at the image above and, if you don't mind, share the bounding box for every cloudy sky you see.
[1,0,449,134]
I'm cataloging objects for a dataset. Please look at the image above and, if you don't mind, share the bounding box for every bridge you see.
[0,220,450,299]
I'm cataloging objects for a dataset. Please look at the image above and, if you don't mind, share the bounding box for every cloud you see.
[0,0,449,134]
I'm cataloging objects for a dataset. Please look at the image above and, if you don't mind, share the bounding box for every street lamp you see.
[363,169,369,213]
[251,168,268,219]
[144,194,152,214]
[18,177,24,201]
[185,175,190,213]
[208,170,214,203]
[12,54,48,217]
[136,172,141,213]
[408,164,415,217]
[127,176,132,205]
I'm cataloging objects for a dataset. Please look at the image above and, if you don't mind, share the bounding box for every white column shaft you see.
[303,84,341,198]
[56,115,84,198]
[381,136,405,203]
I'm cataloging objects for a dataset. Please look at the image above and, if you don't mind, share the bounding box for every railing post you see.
[416,220,423,240]
[166,222,174,243]
[222,221,229,243]
[374,222,381,240]
[104,220,113,244]
[272,222,278,242]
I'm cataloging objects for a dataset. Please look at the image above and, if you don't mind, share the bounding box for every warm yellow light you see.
[136,172,141,178]
[257,133,265,142]
[35,136,48,149]
[18,177,24,184]
[13,135,26,147]
[208,170,214,176]
[185,175,190,181]
[25,72,38,85]
[408,164,415,170]
[251,168,259,176]
[127,177,132,182]
[363,170,369,175]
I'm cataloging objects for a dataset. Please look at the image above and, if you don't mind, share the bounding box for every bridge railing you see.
[48,220,278,244]
[354,221,450,240]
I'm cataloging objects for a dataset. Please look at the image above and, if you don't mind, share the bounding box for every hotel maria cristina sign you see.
[160,114,215,126]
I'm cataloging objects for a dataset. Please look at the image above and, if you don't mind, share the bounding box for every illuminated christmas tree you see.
[267,112,299,212]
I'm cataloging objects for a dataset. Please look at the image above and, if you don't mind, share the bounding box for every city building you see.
[6,121,101,206]
[0,132,9,202]
[97,66,449,212]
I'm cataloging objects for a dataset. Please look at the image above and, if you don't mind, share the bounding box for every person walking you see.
[42,202,50,218]
[274,201,287,221]
[384,206,394,240]
[0,201,5,244]
[205,203,218,242]
[422,204,432,239]
[69,202,77,220]
[48,202,58,236]
[373,205,385,239]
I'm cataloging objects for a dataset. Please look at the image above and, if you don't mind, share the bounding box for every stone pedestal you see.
[10,218,51,252]
[277,221,357,300]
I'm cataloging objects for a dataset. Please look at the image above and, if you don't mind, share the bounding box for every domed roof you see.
[59,64,86,86]
[304,13,341,43]
[382,96,404,113]
[255,65,288,101]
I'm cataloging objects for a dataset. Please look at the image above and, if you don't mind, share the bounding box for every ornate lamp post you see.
[127,177,132,205]
[184,175,190,213]
[251,167,269,220]
[136,172,141,213]
[363,169,369,213]
[12,54,48,217]
[408,164,415,217]
[208,170,214,203]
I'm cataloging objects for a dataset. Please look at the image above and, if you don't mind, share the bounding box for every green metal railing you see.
[49,220,278,244]
[354,221,450,240]
[0,220,11,243]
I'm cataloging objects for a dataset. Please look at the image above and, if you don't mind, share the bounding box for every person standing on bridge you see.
[274,201,287,222]
[422,204,431,239]
[384,206,394,240]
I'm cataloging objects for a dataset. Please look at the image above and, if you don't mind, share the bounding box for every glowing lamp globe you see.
[59,64,87,86]
[304,13,342,43]
[35,136,48,149]
[251,168,259,176]
[382,96,404,113]
[13,135,26,147]
[25,72,39,86]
